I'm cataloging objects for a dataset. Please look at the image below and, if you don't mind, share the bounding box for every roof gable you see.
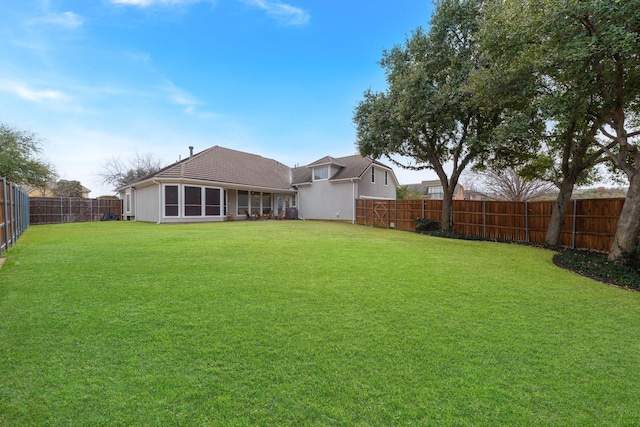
[291,154,395,185]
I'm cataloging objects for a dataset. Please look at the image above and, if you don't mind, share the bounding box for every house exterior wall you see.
[357,166,396,199]
[133,185,160,223]
[298,180,357,221]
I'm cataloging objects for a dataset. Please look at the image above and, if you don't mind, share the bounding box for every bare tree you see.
[465,168,557,202]
[99,153,164,190]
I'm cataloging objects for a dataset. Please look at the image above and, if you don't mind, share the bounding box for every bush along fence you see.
[30,197,123,225]
[1,178,30,257]
[356,198,628,253]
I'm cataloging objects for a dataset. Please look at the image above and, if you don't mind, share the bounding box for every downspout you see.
[351,178,357,224]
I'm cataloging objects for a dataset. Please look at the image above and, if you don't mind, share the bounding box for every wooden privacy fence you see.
[356,198,628,252]
[1,178,30,257]
[30,197,123,225]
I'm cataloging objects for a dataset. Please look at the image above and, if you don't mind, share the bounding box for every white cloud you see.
[162,80,220,119]
[109,0,309,26]
[241,0,309,26]
[32,11,84,29]
[0,80,69,102]
[110,0,205,7]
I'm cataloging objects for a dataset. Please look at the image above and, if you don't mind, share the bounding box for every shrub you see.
[413,218,441,234]
[552,249,640,290]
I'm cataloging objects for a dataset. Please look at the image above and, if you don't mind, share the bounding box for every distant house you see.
[404,180,465,200]
[116,145,398,223]
[23,181,91,198]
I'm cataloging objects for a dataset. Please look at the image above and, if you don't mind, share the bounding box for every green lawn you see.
[1,221,639,426]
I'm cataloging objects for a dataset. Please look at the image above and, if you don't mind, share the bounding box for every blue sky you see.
[1,0,435,196]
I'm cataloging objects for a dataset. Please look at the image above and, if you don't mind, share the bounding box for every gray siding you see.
[134,185,160,223]
[357,166,396,199]
[298,180,357,221]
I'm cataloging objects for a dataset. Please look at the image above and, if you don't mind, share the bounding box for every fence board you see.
[30,197,122,225]
[1,178,29,256]
[355,197,632,253]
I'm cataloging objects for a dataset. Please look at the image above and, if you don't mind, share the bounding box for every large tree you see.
[99,153,164,190]
[354,0,500,230]
[0,123,56,187]
[479,0,640,263]
[476,0,617,246]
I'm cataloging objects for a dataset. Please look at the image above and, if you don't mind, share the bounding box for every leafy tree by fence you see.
[1,177,29,257]
[30,197,122,225]
[356,198,630,253]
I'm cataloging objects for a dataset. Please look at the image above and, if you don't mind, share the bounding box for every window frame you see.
[163,185,180,218]
[313,166,329,181]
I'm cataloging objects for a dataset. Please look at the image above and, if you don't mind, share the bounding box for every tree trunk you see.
[545,177,576,246]
[608,172,640,264]
[544,177,576,246]
[441,186,455,231]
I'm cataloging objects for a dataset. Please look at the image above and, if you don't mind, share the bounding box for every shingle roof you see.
[150,146,293,190]
[291,154,393,185]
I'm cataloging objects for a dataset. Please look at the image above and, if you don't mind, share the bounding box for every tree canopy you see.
[0,123,56,187]
[354,0,499,230]
[479,0,640,263]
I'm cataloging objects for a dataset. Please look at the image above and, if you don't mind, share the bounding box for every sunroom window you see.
[164,185,179,216]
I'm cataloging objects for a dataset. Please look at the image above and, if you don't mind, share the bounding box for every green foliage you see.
[0,123,56,186]
[553,248,640,290]
[2,221,640,425]
[52,179,83,197]
[353,0,503,230]
[413,217,441,234]
[396,185,424,200]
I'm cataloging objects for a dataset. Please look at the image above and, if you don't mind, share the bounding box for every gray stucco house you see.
[117,145,398,223]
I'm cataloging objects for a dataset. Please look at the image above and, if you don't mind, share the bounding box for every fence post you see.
[571,199,577,249]
[422,198,425,219]
[525,201,529,243]
[1,178,7,257]
[482,200,486,239]
[10,182,16,246]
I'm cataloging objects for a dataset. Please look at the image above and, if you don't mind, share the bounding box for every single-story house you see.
[117,145,398,224]
[404,180,465,200]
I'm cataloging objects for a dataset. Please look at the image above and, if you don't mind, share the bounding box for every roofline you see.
[119,177,296,193]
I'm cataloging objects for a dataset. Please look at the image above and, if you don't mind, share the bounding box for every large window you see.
[184,186,202,216]
[205,188,221,216]
[237,190,272,215]
[165,185,179,216]
[238,190,249,214]
[164,185,224,217]
[251,192,261,214]
[262,193,272,214]
[313,166,329,180]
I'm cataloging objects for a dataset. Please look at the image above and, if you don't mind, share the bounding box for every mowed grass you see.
[1,221,640,426]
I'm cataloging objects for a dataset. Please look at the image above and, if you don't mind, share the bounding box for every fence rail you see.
[30,197,123,225]
[1,178,30,257]
[356,198,629,252]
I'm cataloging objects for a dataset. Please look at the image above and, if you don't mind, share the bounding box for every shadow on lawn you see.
[419,228,640,291]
